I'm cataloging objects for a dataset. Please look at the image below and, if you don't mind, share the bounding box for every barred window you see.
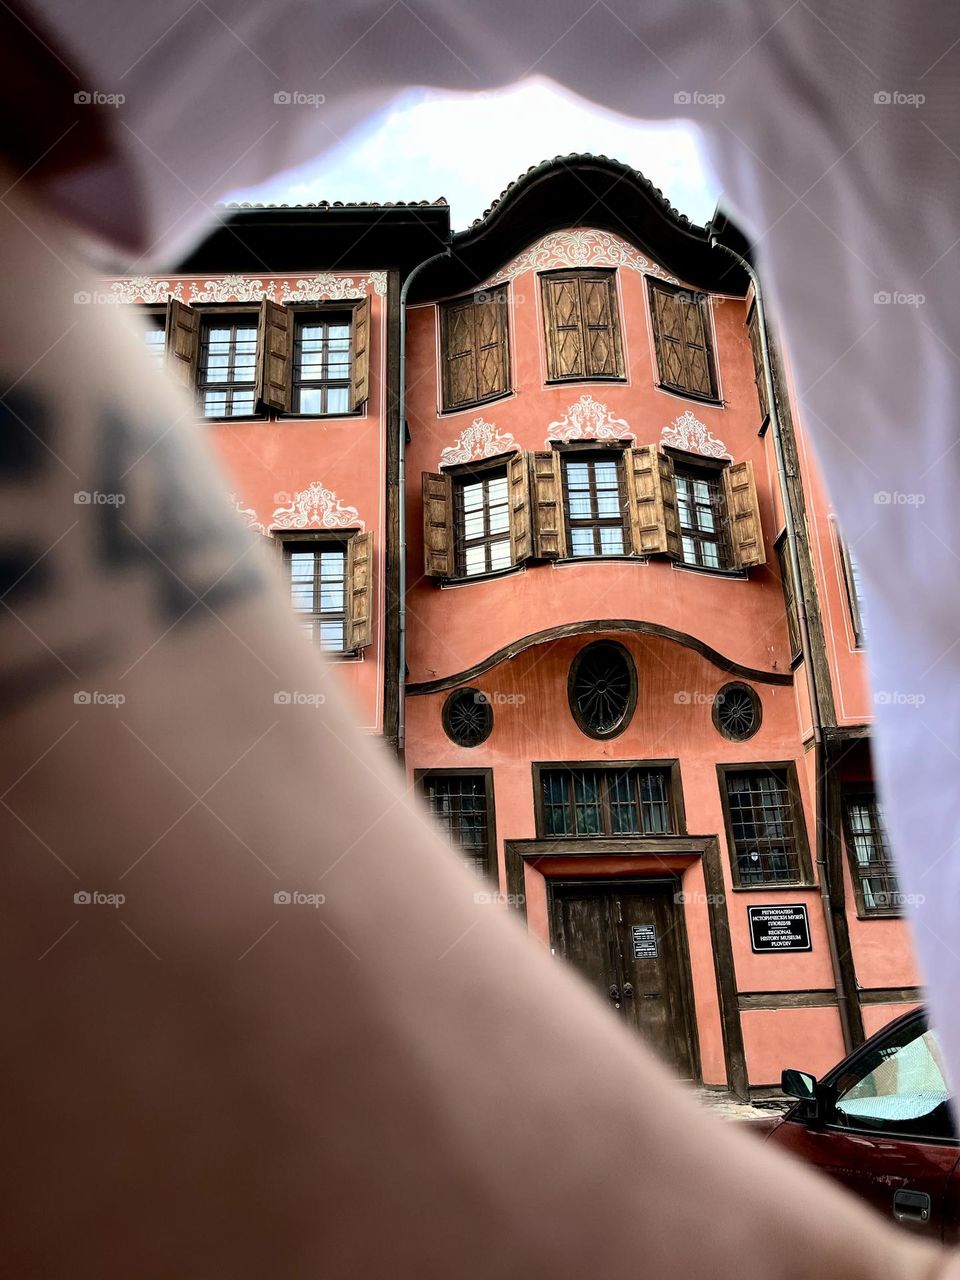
[284,541,347,651]
[422,774,494,878]
[199,318,258,417]
[562,455,628,556]
[723,768,808,885]
[540,766,672,837]
[843,791,901,915]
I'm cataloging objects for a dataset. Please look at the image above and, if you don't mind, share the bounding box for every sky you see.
[227,78,721,229]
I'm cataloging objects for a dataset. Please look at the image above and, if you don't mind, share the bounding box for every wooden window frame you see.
[439,287,511,413]
[539,268,625,384]
[670,452,734,572]
[560,447,632,558]
[648,279,720,404]
[287,306,358,418]
[448,456,513,579]
[775,532,803,664]
[415,768,498,883]
[194,303,263,420]
[841,788,902,918]
[279,530,359,659]
[746,298,770,430]
[717,761,814,889]
[532,760,686,840]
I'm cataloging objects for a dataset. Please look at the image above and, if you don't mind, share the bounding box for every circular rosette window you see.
[442,688,493,747]
[712,681,762,741]
[568,640,637,739]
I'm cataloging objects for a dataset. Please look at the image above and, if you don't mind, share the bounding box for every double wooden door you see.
[551,879,698,1080]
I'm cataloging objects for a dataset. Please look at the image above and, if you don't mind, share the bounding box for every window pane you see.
[599,527,624,554]
[832,1026,954,1138]
[298,387,324,414]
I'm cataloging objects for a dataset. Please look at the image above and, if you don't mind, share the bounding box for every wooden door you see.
[551,880,698,1080]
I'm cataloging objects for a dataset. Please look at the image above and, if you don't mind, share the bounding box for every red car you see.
[767,1008,960,1241]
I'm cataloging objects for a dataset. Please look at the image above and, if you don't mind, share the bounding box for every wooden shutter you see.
[507,451,532,564]
[541,276,585,379]
[580,275,623,377]
[440,291,508,410]
[351,295,371,410]
[346,530,374,649]
[256,300,293,412]
[723,460,766,568]
[625,445,680,558]
[422,472,454,577]
[650,283,716,399]
[747,302,769,423]
[531,451,567,559]
[164,299,200,389]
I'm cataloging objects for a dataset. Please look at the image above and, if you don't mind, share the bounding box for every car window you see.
[828,1021,956,1140]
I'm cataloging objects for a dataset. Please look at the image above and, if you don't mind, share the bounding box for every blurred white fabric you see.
[27,0,960,1078]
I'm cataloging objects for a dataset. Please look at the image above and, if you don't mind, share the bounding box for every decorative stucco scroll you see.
[109,272,387,305]
[482,229,681,291]
[545,394,634,446]
[270,481,364,530]
[659,410,730,459]
[439,417,518,467]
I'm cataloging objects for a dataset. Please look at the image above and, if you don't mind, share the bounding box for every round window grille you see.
[568,640,637,739]
[442,688,493,747]
[712,682,761,741]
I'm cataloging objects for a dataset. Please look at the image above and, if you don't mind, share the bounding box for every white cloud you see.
[227,78,721,228]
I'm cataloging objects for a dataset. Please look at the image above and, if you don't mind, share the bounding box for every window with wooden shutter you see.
[283,538,348,651]
[531,451,567,559]
[540,270,623,382]
[775,534,802,662]
[256,300,293,412]
[198,314,259,417]
[625,445,680,558]
[164,298,200,389]
[649,280,718,400]
[722,459,766,568]
[292,311,353,414]
[440,288,509,411]
[452,467,511,576]
[747,300,769,425]
[351,295,371,410]
[346,529,374,649]
[675,461,732,569]
[422,472,454,578]
[838,534,867,648]
[562,453,629,556]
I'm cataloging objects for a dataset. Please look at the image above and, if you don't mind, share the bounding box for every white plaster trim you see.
[439,417,518,466]
[545,394,634,445]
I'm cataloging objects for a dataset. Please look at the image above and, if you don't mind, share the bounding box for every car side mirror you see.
[781,1068,818,1101]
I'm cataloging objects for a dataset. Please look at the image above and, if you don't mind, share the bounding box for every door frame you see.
[549,874,703,1084]
[505,834,747,1098]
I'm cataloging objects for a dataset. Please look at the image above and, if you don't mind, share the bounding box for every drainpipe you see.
[397,246,452,757]
[710,233,857,1054]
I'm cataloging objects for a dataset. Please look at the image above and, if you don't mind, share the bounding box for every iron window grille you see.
[540,766,673,837]
[421,773,495,878]
[442,688,494,747]
[712,682,762,742]
[568,640,638,739]
[722,767,809,886]
[843,791,902,915]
